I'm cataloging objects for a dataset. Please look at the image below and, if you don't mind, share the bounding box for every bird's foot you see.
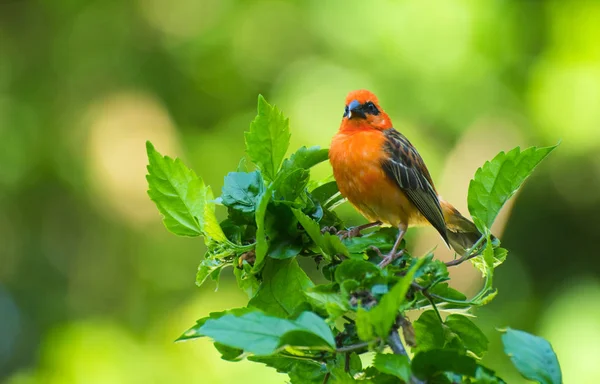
[336,226,363,240]
[377,249,405,269]
[368,245,385,259]
[320,226,338,235]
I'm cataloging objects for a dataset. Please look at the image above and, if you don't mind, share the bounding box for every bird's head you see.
[340,90,392,131]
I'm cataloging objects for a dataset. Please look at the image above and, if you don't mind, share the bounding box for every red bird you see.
[329,90,485,266]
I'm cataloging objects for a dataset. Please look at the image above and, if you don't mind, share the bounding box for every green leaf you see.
[249,258,314,317]
[338,352,363,376]
[468,144,558,230]
[271,146,329,210]
[252,182,276,271]
[146,142,230,247]
[196,258,229,287]
[293,208,349,259]
[253,164,308,271]
[501,328,562,384]
[334,259,380,284]
[445,314,489,358]
[245,95,290,181]
[305,284,349,320]
[414,310,445,352]
[428,283,467,303]
[471,247,508,274]
[468,233,499,306]
[263,203,304,260]
[221,171,264,215]
[288,363,328,384]
[329,367,358,383]
[214,342,244,361]
[274,168,310,203]
[364,367,405,384]
[472,366,507,384]
[250,354,325,383]
[373,353,411,382]
[355,307,374,341]
[249,355,323,374]
[234,261,260,298]
[342,227,398,256]
[411,349,478,379]
[266,237,303,260]
[191,180,231,245]
[178,307,253,341]
[368,257,430,338]
[281,311,337,349]
[282,146,329,171]
[194,310,335,355]
[310,180,344,209]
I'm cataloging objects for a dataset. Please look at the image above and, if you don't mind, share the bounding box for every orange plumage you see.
[330,90,484,263]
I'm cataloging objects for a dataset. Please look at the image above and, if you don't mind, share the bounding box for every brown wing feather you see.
[380,128,449,244]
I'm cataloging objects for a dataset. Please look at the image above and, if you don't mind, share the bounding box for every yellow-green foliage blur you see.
[1,1,600,383]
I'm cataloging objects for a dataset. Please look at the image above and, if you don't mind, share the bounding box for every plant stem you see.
[336,340,377,353]
[322,372,330,384]
[415,283,443,322]
[444,235,486,267]
[344,353,350,372]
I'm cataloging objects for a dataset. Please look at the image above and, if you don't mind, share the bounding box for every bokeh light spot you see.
[539,279,600,383]
[85,91,180,227]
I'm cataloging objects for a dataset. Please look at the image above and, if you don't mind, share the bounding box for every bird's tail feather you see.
[440,200,497,256]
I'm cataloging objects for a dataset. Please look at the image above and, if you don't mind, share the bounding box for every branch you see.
[411,282,443,322]
[444,252,478,267]
[387,328,408,355]
[388,328,427,384]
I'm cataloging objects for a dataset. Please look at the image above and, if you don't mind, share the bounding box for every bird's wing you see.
[380,128,448,243]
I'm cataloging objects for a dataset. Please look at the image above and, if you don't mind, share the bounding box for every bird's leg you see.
[337,221,382,239]
[378,223,407,268]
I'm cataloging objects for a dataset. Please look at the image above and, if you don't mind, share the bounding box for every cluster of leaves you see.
[146,95,561,383]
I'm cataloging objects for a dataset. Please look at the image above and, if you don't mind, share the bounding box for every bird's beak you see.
[346,99,365,119]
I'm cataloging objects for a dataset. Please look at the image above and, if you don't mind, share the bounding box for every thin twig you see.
[336,340,377,353]
[344,353,350,372]
[411,282,445,302]
[444,253,478,267]
[412,282,443,322]
[322,371,330,384]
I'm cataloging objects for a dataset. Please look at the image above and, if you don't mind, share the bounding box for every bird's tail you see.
[440,200,497,256]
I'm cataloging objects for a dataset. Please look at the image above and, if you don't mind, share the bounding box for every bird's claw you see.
[321,226,338,235]
[378,249,405,269]
[368,245,385,258]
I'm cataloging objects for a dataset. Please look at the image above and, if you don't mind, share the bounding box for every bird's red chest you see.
[330,130,386,194]
[329,129,410,225]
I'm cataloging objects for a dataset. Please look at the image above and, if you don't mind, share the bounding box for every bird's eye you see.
[343,105,349,117]
[366,101,379,115]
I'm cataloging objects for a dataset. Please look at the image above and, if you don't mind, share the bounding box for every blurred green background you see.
[1,0,600,383]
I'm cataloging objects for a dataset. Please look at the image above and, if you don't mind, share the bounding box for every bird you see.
[329,89,488,267]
